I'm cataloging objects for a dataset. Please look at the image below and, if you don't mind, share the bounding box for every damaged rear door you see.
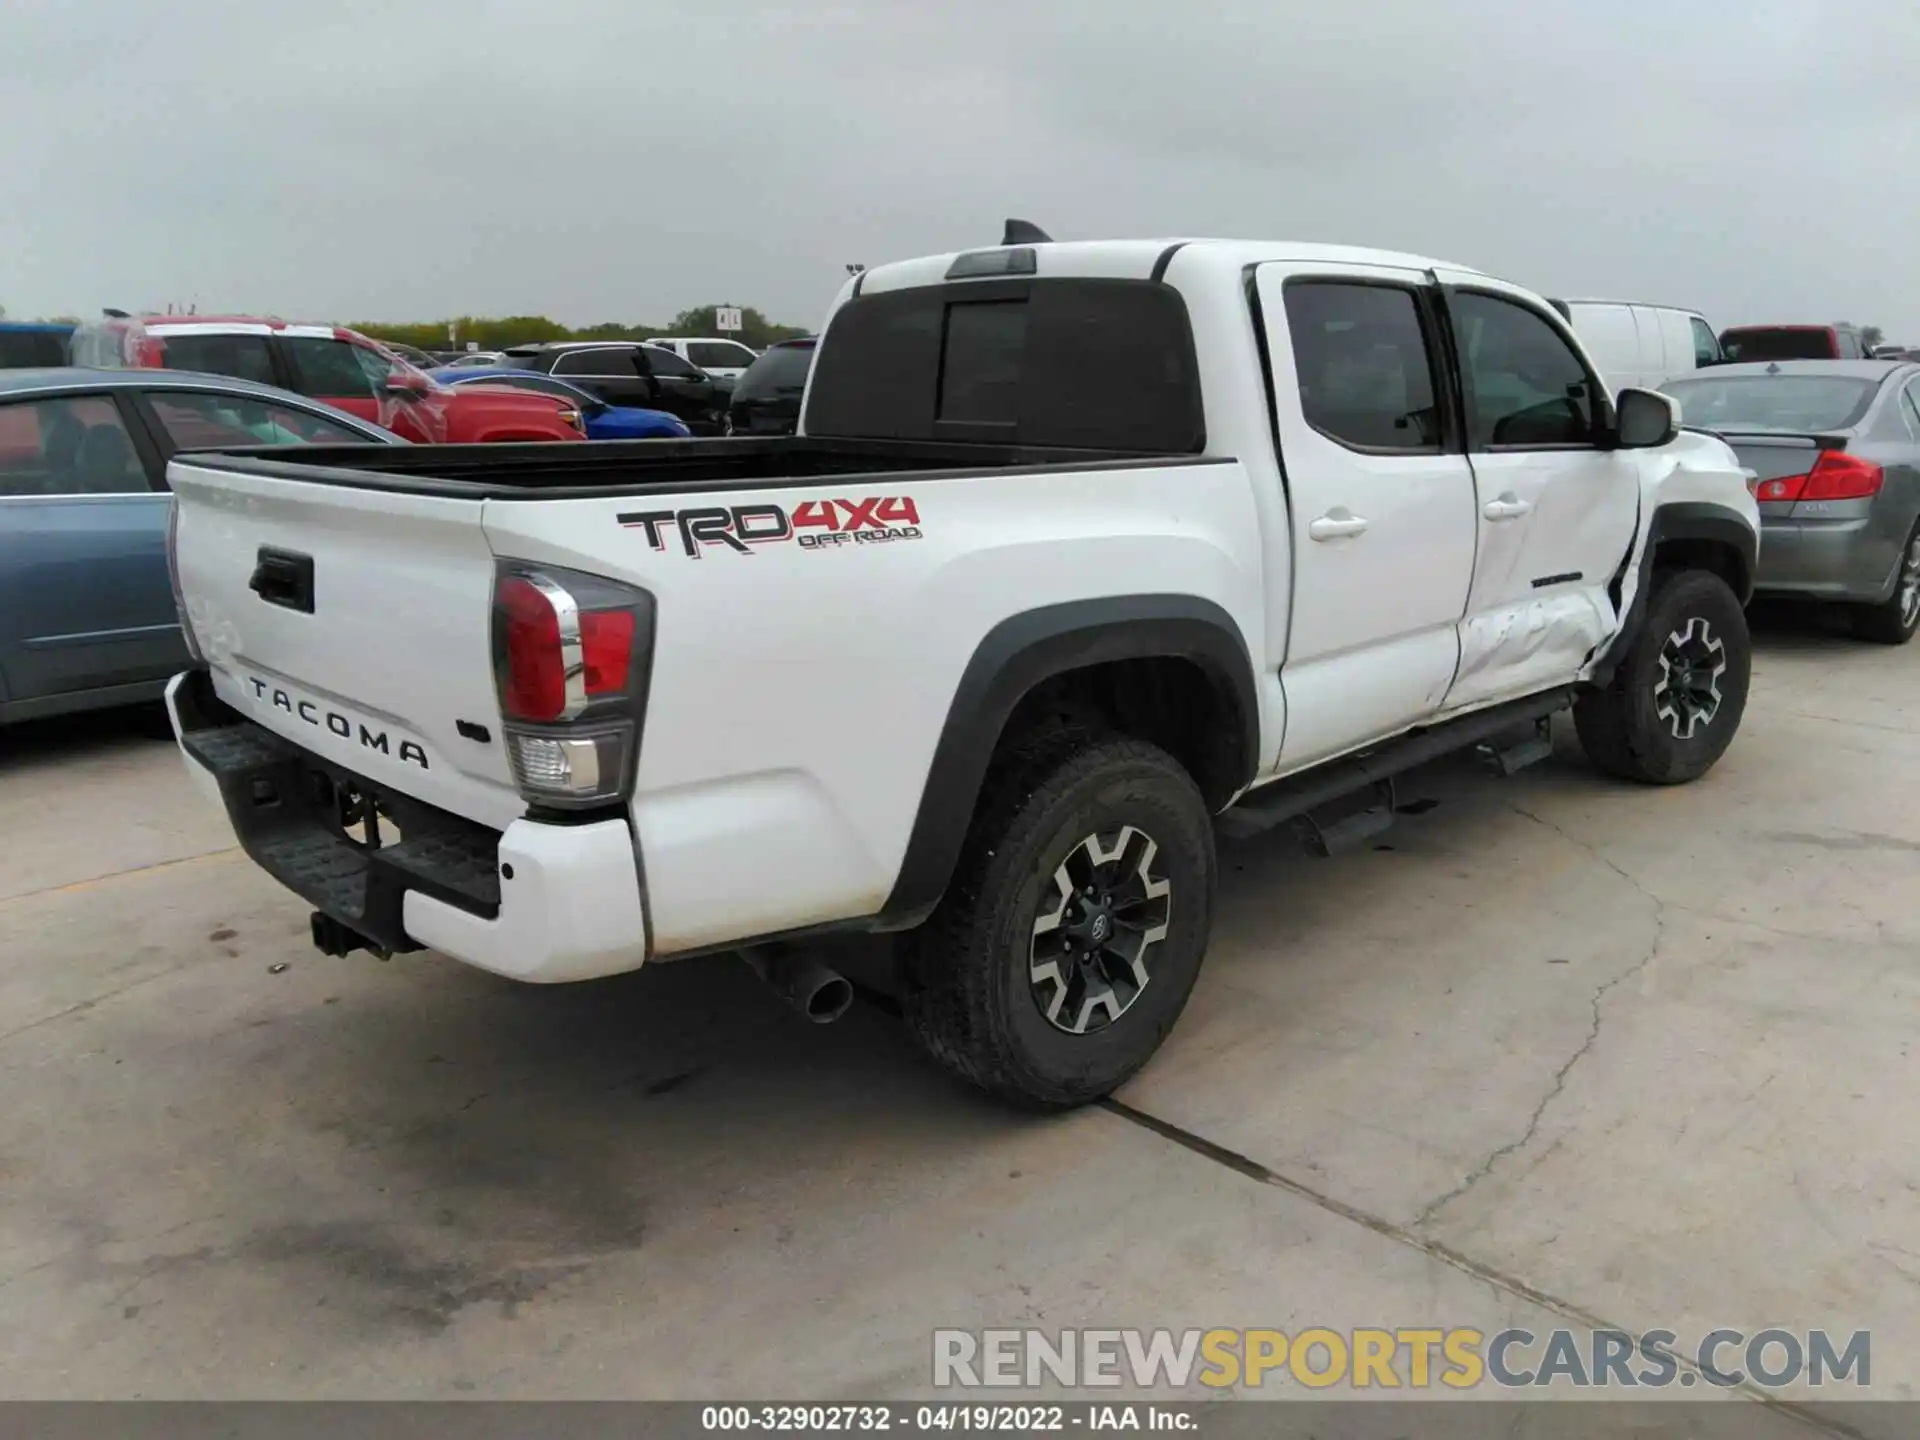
[1433,271,1641,711]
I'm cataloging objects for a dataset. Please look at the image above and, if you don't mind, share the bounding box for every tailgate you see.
[169,457,522,831]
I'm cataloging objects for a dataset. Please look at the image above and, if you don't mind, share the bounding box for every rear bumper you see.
[166,671,647,983]
[1752,518,1890,601]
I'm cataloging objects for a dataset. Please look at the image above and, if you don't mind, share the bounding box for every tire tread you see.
[898,733,1212,1109]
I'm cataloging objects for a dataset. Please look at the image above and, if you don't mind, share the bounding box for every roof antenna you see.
[1001,218,1052,245]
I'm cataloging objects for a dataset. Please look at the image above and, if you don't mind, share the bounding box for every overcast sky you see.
[4,0,1917,336]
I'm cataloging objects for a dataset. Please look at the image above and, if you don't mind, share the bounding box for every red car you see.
[70,317,585,444]
[1718,324,1870,363]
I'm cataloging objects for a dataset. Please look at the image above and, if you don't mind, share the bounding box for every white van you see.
[1548,299,1722,393]
[646,337,760,381]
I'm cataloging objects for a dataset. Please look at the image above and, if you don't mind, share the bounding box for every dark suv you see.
[726,337,815,436]
[498,342,721,433]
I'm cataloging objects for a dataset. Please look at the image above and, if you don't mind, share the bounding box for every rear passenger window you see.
[805,279,1203,452]
[1451,293,1598,448]
[644,347,702,378]
[157,333,277,386]
[0,396,146,496]
[555,349,637,378]
[1283,282,1441,451]
[147,391,370,448]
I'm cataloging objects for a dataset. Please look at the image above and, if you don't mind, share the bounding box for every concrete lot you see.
[0,612,1914,1429]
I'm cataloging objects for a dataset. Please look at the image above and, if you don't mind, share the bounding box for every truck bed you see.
[182,435,1198,499]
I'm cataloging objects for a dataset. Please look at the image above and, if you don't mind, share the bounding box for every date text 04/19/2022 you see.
[699,1402,1193,1432]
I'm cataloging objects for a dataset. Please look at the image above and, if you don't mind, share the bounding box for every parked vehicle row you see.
[68,316,586,445]
[1662,360,1920,642]
[436,368,690,439]
[496,341,725,433]
[0,368,393,724]
[161,229,1763,1110]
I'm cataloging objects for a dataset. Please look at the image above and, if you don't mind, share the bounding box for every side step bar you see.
[1217,689,1574,842]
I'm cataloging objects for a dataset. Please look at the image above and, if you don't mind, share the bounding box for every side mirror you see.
[1613,387,1680,449]
[383,374,429,399]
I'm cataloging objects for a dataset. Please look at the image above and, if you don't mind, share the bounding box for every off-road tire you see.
[1574,569,1750,785]
[897,735,1215,1110]
[1848,520,1920,645]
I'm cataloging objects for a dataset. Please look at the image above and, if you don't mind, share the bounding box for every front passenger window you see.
[1452,292,1598,449]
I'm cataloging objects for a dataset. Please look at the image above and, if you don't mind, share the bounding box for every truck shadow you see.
[0,700,174,777]
[1745,596,1865,654]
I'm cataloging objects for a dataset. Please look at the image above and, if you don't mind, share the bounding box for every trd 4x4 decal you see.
[618,496,923,557]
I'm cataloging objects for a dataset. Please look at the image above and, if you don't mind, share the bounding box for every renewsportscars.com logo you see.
[932,1326,1872,1392]
[619,496,923,557]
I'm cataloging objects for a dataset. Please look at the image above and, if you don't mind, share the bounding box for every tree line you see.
[352,304,809,353]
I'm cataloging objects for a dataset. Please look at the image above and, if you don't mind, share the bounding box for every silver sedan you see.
[1663,360,1920,643]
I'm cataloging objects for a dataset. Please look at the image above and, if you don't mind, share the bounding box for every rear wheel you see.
[897,736,1215,1110]
[1849,522,1920,645]
[1574,569,1750,784]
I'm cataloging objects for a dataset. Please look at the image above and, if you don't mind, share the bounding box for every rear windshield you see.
[734,341,814,400]
[1719,328,1836,362]
[1662,375,1874,431]
[804,278,1204,452]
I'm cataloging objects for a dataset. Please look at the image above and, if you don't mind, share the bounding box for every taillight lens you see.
[1803,450,1883,500]
[498,575,566,720]
[491,563,653,808]
[1752,451,1882,504]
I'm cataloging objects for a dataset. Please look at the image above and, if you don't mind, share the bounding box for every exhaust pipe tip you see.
[803,972,854,1025]
[742,945,853,1025]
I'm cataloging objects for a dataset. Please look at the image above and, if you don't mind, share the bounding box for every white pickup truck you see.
[164,229,1760,1109]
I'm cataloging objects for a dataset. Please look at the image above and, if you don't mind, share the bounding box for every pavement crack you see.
[1102,1098,1859,1439]
[1781,709,1919,738]
[1412,931,1658,1228]
[1403,805,1667,1228]
[1508,803,1651,897]
[0,846,241,909]
[0,959,207,1050]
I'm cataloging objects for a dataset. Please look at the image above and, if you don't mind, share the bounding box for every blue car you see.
[0,368,397,725]
[435,367,690,439]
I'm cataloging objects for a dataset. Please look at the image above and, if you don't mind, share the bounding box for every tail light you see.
[165,496,205,663]
[491,562,654,809]
[1752,451,1882,504]
[557,406,586,436]
[1803,450,1882,500]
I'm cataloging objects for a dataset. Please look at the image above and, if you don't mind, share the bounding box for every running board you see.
[1217,690,1574,843]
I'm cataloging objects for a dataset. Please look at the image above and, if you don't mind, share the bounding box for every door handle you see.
[1483,494,1533,521]
[1308,510,1369,541]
